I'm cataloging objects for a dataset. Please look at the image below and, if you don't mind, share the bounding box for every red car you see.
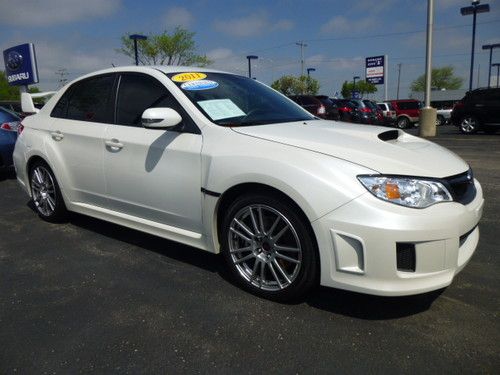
[384,99,421,129]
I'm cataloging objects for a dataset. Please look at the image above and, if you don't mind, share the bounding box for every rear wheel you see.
[29,160,68,222]
[396,116,410,129]
[436,115,445,126]
[221,194,318,302]
[459,115,479,134]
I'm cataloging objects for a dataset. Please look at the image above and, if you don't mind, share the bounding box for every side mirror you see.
[141,107,182,129]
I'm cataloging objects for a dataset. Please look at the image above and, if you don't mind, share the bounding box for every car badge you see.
[7,51,23,71]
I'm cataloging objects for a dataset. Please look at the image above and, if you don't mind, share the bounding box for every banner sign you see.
[366,55,384,85]
[3,43,39,86]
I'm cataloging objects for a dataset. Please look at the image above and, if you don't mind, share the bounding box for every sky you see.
[1,0,499,100]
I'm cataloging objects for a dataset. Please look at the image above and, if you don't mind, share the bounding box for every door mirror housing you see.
[142,107,182,129]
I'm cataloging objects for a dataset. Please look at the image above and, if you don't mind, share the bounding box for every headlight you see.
[357,175,452,208]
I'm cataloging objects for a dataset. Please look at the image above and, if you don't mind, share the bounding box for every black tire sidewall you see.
[221,193,319,302]
[29,160,67,222]
[397,117,409,129]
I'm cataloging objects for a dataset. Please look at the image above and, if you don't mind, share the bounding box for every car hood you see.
[232,120,468,177]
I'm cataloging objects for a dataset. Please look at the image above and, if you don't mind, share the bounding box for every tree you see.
[341,80,377,98]
[271,75,320,95]
[0,71,40,100]
[118,27,211,66]
[410,66,463,92]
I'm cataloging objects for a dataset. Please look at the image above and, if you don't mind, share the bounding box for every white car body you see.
[14,66,484,297]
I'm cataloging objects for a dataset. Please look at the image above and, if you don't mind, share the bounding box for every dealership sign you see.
[3,43,39,86]
[366,55,384,85]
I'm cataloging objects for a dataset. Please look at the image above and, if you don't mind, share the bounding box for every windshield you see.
[167,72,315,126]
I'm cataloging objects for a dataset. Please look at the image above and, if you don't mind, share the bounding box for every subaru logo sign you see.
[7,51,23,71]
[3,43,39,86]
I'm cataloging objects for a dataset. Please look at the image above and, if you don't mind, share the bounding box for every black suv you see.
[451,87,500,134]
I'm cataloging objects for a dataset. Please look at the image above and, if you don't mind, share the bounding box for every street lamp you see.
[482,43,500,87]
[461,0,490,91]
[353,75,360,97]
[492,63,500,87]
[129,34,147,66]
[246,55,258,78]
[307,68,316,77]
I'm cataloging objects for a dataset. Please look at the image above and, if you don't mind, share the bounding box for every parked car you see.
[377,102,397,125]
[14,67,483,301]
[385,99,421,129]
[331,99,357,122]
[0,107,20,169]
[348,99,378,124]
[451,87,500,134]
[315,95,340,120]
[436,108,452,126]
[288,95,326,118]
[363,100,385,125]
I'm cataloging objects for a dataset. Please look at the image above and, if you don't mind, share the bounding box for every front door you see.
[103,73,203,233]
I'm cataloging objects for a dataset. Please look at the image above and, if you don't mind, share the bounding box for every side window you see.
[116,73,179,127]
[51,89,71,118]
[65,74,115,123]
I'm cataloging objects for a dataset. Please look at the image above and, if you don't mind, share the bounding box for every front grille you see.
[443,168,476,205]
[396,243,416,272]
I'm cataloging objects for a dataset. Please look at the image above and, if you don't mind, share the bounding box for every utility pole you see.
[55,68,68,88]
[396,63,402,100]
[296,41,307,77]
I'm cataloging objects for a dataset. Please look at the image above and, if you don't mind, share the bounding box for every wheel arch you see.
[214,182,319,256]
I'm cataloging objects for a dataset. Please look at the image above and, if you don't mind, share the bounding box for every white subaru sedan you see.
[14,66,484,301]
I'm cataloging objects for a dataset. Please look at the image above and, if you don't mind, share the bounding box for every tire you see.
[396,116,410,129]
[459,115,480,134]
[221,193,319,302]
[436,115,444,126]
[29,160,68,222]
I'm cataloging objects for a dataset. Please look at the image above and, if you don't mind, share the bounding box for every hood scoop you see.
[378,130,400,141]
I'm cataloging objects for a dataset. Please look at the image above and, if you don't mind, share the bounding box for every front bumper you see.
[312,179,484,296]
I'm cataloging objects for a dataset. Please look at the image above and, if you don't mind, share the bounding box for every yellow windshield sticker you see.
[171,72,207,82]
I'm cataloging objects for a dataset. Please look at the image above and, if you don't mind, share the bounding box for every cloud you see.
[164,6,194,28]
[0,0,121,27]
[213,11,294,37]
[321,16,376,34]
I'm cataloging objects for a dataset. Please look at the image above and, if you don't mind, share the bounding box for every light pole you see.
[129,34,147,66]
[352,75,360,97]
[461,0,490,91]
[482,43,500,87]
[307,68,316,77]
[246,55,258,78]
[420,0,436,137]
[492,63,500,87]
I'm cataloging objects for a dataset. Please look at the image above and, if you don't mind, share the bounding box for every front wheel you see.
[436,115,444,126]
[221,194,319,302]
[396,116,410,129]
[29,160,68,222]
[459,115,479,134]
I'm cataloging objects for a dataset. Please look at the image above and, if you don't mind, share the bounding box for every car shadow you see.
[305,285,443,320]
[28,208,442,320]
[0,167,16,182]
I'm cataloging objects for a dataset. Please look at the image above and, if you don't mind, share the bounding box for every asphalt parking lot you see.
[1,124,498,374]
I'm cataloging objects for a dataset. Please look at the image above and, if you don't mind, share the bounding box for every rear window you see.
[396,101,420,110]
[300,96,319,105]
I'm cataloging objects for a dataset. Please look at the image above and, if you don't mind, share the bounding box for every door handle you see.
[50,131,64,141]
[105,139,124,150]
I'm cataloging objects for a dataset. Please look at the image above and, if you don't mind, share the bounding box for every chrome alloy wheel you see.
[228,204,302,291]
[460,116,477,133]
[31,166,57,216]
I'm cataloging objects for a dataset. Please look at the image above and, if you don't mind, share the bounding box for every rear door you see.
[482,89,500,125]
[103,72,203,232]
[48,74,115,206]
